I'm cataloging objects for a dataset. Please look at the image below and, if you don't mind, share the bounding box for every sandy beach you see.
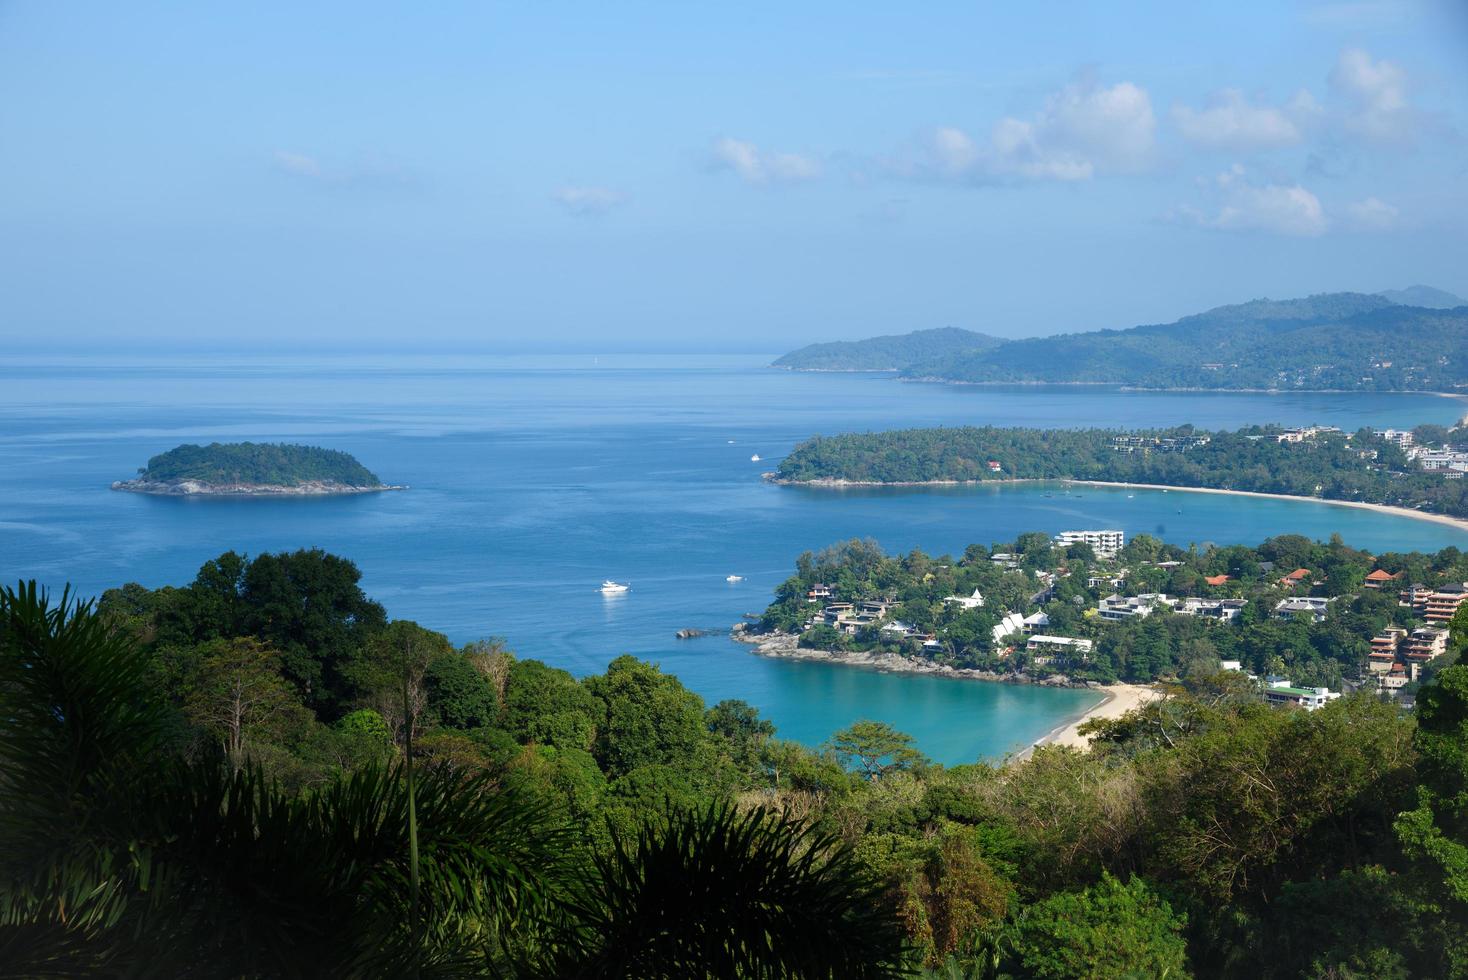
[1030,683,1159,753]
[1076,481,1468,533]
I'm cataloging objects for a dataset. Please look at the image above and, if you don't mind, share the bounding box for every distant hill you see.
[901,293,1468,391]
[1377,285,1466,309]
[772,327,1003,371]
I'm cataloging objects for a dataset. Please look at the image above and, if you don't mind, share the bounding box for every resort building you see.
[1099,593,1168,621]
[943,588,985,610]
[1088,573,1126,590]
[1400,584,1434,615]
[1425,584,1468,624]
[1404,626,1450,663]
[1378,666,1410,696]
[1054,529,1124,559]
[1262,679,1341,711]
[805,583,834,601]
[1380,429,1414,448]
[991,611,1026,646]
[1175,597,1247,622]
[1274,596,1334,623]
[1026,635,1094,666]
[1368,628,1408,673]
[1022,611,1051,634]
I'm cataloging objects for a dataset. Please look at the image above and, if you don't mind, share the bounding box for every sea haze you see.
[3,353,1464,764]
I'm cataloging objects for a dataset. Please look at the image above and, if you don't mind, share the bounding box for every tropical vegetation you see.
[774,422,1468,518]
[132,441,384,487]
[6,546,1468,976]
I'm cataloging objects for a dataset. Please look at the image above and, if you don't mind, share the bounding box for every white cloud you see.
[895,75,1155,184]
[1345,196,1401,230]
[273,150,322,178]
[270,149,411,186]
[1178,164,1328,236]
[552,186,629,216]
[710,138,821,184]
[1329,48,1414,144]
[1171,89,1304,151]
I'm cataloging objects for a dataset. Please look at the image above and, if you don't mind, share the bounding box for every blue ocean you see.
[3,352,1464,764]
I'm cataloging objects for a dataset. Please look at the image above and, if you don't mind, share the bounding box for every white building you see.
[1026,635,1094,665]
[1175,597,1247,622]
[991,611,1026,646]
[1098,593,1168,621]
[1263,679,1341,711]
[1273,596,1334,623]
[1054,529,1125,559]
[943,588,985,610]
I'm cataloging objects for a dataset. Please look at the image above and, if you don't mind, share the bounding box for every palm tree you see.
[557,803,907,978]
[1,582,909,977]
[0,582,575,977]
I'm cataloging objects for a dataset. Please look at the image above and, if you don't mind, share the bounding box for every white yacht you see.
[750,454,761,462]
[726,574,743,582]
[600,580,630,594]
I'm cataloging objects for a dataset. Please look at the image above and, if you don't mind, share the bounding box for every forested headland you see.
[115,441,388,493]
[773,290,1468,392]
[773,422,1468,519]
[6,547,1468,976]
[755,533,1468,692]
[773,327,1003,372]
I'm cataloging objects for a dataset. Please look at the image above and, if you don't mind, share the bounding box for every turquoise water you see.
[3,353,1465,764]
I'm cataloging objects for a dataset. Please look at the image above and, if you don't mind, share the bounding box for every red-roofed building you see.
[1205,574,1230,586]
[1280,568,1311,587]
[1364,569,1400,590]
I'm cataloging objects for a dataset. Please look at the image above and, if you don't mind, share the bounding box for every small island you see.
[112,442,403,496]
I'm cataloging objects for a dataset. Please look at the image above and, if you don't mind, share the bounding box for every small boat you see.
[600,580,630,594]
[750,454,761,462]
[726,574,743,583]
[1127,494,1134,499]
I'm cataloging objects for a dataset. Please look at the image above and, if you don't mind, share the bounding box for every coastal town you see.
[751,527,1468,713]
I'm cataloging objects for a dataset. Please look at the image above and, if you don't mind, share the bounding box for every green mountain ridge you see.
[771,326,1003,371]
[776,289,1468,391]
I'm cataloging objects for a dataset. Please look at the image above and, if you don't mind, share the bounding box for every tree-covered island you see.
[773,421,1468,519]
[112,442,401,496]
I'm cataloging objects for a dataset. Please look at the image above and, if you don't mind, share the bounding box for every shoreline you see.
[739,632,1094,689]
[111,479,407,497]
[1074,480,1468,534]
[1014,682,1159,762]
[770,475,1468,534]
[738,633,1156,763]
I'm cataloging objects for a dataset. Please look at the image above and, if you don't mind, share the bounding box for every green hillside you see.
[905,293,1468,390]
[772,326,1003,371]
[138,442,382,487]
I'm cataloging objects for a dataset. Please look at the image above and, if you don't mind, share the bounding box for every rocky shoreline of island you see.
[765,472,1468,533]
[111,478,406,497]
[735,630,1089,688]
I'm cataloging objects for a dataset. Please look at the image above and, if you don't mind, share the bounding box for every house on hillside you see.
[1274,596,1334,623]
[1364,569,1400,590]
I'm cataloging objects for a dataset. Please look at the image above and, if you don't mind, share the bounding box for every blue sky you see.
[2,1,1466,350]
